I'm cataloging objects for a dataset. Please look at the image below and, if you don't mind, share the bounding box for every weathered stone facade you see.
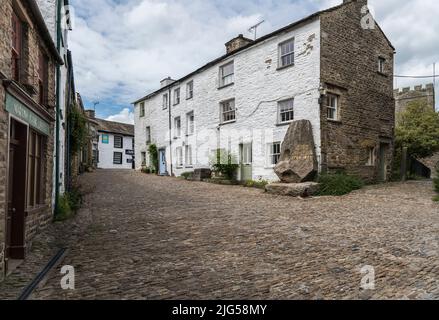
[319,0,395,182]
[0,0,60,280]
[394,84,435,118]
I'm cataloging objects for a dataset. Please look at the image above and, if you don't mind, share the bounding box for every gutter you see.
[28,0,64,64]
[54,0,62,216]
[168,87,173,176]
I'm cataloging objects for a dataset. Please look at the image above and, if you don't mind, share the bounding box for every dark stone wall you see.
[0,0,56,280]
[320,0,395,182]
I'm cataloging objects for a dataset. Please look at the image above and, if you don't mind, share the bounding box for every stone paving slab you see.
[3,170,439,300]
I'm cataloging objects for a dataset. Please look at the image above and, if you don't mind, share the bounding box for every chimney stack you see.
[225,34,254,54]
[160,77,176,88]
[85,110,95,119]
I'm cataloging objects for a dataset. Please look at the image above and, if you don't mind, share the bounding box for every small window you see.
[174,88,180,105]
[185,145,193,167]
[278,99,294,124]
[141,152,146,166]
[38,49,48,105]
[220,99,236,123]
[279,38,295,68]
[186,81,194,99]
[146,126,151,144]
[114,135,123,149]
[268,142,281,166]
[378,57,386,73]
[102,134,109,144]
[367,147,376,166]
[176,147,183,167]
[186,111,194,135]
[11,11,23,81]
[113,152,123,165]
[174,117,181,138]
[139,102,145,117]
[163,93,168,109]
[219,61,234,87]
[326,94,339,121]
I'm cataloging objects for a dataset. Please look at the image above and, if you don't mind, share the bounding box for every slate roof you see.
[94,118,134,136]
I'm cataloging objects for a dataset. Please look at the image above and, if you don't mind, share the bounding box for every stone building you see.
[394,84,435,120]
[133,0,395,183]
[394,84,438,178]
[0,0,63,278]
[35,0,73,208]
[86,112,135,170]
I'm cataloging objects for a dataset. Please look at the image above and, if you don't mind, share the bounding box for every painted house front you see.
[134,0,395,183]
[93,118,135,170]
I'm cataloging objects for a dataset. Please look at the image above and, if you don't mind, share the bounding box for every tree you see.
[395,100,439,159]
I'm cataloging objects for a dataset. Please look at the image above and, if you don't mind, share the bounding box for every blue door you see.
[159,149,167,175]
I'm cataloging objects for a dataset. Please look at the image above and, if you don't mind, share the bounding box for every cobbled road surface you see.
[30,170,439,300]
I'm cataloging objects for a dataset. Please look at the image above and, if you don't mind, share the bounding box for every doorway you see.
[240,143,253,181]
[6,119,27,262]
[158,148,167,176]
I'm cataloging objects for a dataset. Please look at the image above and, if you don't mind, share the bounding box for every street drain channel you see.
[17,248,68,300]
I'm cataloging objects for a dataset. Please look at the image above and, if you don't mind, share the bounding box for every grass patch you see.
[55,187,83,221]
[243,179,269,189]
[316,173,364,196]
[181,172,193,180]
[433,195,439,202]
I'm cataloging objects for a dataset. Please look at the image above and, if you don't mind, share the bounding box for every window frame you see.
[38,49,49,105]
[185,145,193,167]
[174,116,181,138]
[113,152,123,165]
[219,61,234,88]
[114,135,123,149]
[378,57,386,74]
[27,130,45,209]
[186,81,194,99]
[267,142,281,167]
[277,98,294,124]
[163,93,168,110]
[176,147,183,168]
[366,147,376,166]
[174,88,180,105]
[186,111,194,136]
[139,102,145,117]
[146,126,151,145]
[220,99,236,124]
[278,38,295,69]
[326,94,339,121]
[11,11,22,81]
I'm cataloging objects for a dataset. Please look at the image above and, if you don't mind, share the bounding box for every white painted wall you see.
[97,133,134,170]
[135,19,322,182]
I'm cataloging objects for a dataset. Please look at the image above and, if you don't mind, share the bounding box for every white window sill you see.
[219,120,236,126]
[276,121,294,126]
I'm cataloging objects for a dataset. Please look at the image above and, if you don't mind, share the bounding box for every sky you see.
[68,0,439,124]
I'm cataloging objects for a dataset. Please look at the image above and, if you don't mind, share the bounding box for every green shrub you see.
[55,188,83,221]
[317,173,364,196]
[209,150,239,180]
[181,172,193,180]
[56,194,73,221]
[148,144,159,174]
[433,195,439,202]
[243,179,269,189]
[141,166,151,174]
[434,166,439,193]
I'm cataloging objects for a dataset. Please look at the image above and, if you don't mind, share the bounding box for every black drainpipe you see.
[168,86,173,176]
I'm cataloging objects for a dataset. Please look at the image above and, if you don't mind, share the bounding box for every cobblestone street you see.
[11,170,439,299]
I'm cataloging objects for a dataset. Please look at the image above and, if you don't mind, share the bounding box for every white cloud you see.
[105,108,134,124]
[69,0,439,111]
